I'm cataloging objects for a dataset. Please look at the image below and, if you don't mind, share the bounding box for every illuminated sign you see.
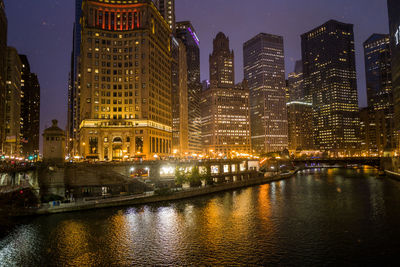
[396,26,400,46]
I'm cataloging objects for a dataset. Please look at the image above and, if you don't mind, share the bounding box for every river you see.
[1,168,400,266]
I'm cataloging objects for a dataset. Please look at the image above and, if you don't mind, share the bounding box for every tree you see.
[201,167,213,186]
[175,167,187,186]
[188,166,202,187]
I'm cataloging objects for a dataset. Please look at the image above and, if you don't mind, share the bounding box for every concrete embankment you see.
[16,172,296,216]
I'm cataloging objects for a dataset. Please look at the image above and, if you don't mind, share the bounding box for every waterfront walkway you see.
[14,171,296,216]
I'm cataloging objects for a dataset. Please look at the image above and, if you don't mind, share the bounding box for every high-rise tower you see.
[19,55,40,156]
[301,20,360,154]
[72,0,173,161]
[363,34,395,154]
[210,32,234,88]
[0,0,7,154]
[202,32,251,155]
[388,0,400,152]
[243,33,288,154]
[176,21,202,153]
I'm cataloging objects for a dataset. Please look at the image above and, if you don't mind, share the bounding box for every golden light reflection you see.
[258,184,272,224]
[56,221,97,266]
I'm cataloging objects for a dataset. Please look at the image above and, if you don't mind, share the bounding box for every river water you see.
[1,168,400,266]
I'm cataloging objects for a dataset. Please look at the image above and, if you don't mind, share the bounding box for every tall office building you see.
[363,34,395,154]
[201,81,251,155]
[210,32,234,88]
[4,47,22,156]
[202,32,251,155]
[171,37,189,156]
[288,60,305,102]
[72,0,173,161]
[243,33,288,154]
[19,55,40,156]
[301,20,360,154]
[388,0,400,151]
[67,0,83,156]
[287,101,314,151]
[153,0,175,32]
[176,21,202,153]
[0,0,7,154]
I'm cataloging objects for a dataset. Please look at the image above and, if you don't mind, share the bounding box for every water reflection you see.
[1,168,400,266]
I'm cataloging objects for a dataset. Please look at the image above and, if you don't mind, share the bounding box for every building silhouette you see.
[19,55,40,156]
[388,0,400,152]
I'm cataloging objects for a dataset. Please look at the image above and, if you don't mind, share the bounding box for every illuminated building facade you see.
[153,0,175,32]
[288,60,305,102]
[202,32,251,155]
[19,55,40,156]
[73,0,173,161]
[176,21,202,153]
[171,37,189,156]
[0,0,7,154]
[210,32,234,88]
[243,33,288,154]
[4,47,22,156]
[363,34,395,154]
[388,0,400,151]
[301,20,360,154]
[287,101,314,151]
[201,82,251,155]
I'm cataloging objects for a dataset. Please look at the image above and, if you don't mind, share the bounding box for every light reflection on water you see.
[1,168,400,266]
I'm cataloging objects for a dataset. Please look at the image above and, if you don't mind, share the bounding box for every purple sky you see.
[4,0,389,139]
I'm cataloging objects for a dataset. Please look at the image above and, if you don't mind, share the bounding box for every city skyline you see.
[4,0,389,140]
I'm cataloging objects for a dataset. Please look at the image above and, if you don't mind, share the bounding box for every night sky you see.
[4,0,389,144]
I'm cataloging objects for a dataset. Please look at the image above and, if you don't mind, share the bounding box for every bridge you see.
[292,157,383,167]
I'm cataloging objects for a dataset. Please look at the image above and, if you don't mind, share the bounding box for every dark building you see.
[243,33,288,154]
[287,101,314,151]
[67,0,83,156]
[176,21,202,153]
[388,0,400,151]
[19,55,40,156]
[363,34,395,154]
[301,20,360,155]
[210,32,234,88]
[288,60,305,102]
[0,0,7,154]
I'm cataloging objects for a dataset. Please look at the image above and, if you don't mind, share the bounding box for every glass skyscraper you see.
[301,20,360,155]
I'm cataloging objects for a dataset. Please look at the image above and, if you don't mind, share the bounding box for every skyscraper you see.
[202,32,251,155]
[301,20,360,154]
[210,32,234,88]
[388,0,400,151]
[288,60,305,102]
[0,0,7,154]
[4,47,22,156]
[363,34,395,154]
[67,0,83,156]
[176,21,202,153]
[72,0,173,161]
[171,37,189,156]
[19,55,40,156]
[243,33,288,154]
[153,0,175,32]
